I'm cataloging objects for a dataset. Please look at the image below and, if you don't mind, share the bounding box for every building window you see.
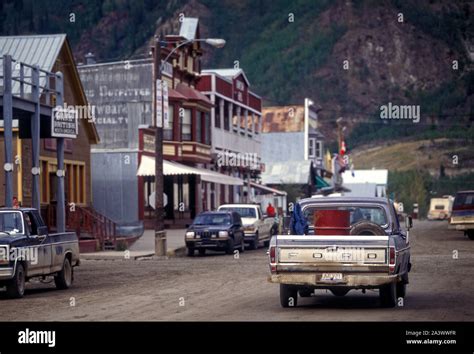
[181,108,192,141]
[40,158,86,205]
[224,102,230,131]
[44,139,73,153]
[196,111,202,143]
[309,138,316,158]
[232,108,239,133]
[164,105,174,140]
[315,140,322,159]
[204,112,211,145]
[215,102,221,128]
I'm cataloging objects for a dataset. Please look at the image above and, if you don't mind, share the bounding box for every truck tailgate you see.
[275,235,389,267]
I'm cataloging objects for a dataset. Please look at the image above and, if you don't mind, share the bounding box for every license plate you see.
[320,273,343,281]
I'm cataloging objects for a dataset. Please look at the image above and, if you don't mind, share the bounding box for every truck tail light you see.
[269,246,276,273]
[270,246,276,263]
[389,246,396,273]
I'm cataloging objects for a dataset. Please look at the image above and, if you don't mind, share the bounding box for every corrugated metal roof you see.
[0,34,66,70]
[261,105,305,133]
[201,68,250,86]
[0,34,66,94]
[261,160,312,185]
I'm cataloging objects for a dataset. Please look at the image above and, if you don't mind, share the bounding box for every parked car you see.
[218,204,276,249]
[185,211,245,256]
[449,190,474,240]
[427,195,454,220]
[0,208,80,298]
[268,197,412,308]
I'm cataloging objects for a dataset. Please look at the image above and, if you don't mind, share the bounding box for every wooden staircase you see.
[45,204,117,252]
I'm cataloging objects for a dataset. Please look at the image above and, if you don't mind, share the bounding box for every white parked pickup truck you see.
[268,197,412,308]
[218,204,276,249]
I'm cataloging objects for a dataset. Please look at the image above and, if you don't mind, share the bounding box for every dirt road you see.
[1,220,473,321]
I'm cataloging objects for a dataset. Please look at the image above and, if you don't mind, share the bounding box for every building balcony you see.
[163,140,211,163]
[211,127,261,156]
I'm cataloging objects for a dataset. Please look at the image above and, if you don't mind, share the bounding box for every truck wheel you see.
[55,257,73,290]
[187,248,195,257]
[396,281,406,298]
[225,238,235,255]
[280,284,298,308]
[350,221,386,236]
[467,231,474,240]
[250,233,259,250]
[6,263,25,298]
[379,282,397,308]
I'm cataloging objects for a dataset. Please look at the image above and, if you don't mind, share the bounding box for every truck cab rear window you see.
[219,207,256,218]
[454,193,474,208]
[303,206,387,235]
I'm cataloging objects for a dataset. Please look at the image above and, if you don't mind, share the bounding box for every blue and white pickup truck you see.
[0,208,80,298]
[268,197,412,308]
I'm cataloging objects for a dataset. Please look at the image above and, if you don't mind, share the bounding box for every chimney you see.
[85,52,96,65]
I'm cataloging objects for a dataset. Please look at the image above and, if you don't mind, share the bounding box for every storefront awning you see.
[137,156,243,186]
[247,181,287,196]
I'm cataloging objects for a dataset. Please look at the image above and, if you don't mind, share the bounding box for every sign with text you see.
[156,79,163,128]
[143,133,155,153]
[163,81,169,129]
[52,106,78,138]
[161,60,173,77]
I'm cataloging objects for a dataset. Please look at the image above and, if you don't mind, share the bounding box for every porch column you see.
[2,55,13,207]
[236,106,241,135]
[55,72,66,232]
[219,98,224,129]
[227,102,233,131]
[31,65,41,211]
[210,95,215,128]
[252,112,256,135]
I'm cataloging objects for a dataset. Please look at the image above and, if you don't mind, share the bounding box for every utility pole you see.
[153,37,166,256]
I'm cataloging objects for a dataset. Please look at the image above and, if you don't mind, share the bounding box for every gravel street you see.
[1,220,473,321]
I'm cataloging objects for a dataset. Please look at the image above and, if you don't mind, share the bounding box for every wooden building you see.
[0,34,99,233]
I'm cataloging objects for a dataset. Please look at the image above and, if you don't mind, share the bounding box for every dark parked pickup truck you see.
[0,208,80,298]
[268,197,412,308]
[185,211,245,256]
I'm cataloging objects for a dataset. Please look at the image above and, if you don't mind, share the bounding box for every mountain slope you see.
[1,0,472,145]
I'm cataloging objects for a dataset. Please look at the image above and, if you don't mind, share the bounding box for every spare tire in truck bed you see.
[350,221,386,236]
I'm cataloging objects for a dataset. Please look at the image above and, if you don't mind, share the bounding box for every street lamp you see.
[152,36,225,256]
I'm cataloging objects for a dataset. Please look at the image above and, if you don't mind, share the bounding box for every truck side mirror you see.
[405,216,413,230]
[37,226,48,237]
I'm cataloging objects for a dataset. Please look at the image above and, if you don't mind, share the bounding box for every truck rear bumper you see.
[268,272,400,288]
[448,223,474,231]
